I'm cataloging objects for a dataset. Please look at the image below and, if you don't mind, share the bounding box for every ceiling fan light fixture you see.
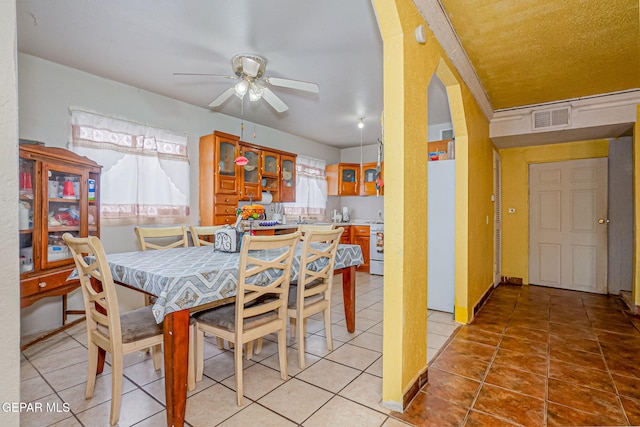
[358,117,364,129]
[234,80,249,98]
[249,82,265,102]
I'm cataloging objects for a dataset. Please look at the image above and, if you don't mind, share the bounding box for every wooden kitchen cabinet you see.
[338,225,352,244]
[353,225,370,272]
[326,163,360,196]
[280,154,296,202]
[19,143,101,348]
[360,162,384,196]
[238,144,262,201]
[261,149,281,201]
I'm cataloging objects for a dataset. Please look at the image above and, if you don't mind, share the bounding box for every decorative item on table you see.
[214,225,242,252]
[238,204,266,220]
[259,220,279,227]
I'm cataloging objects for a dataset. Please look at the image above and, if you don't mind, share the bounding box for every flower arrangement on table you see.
[237,204,266,221]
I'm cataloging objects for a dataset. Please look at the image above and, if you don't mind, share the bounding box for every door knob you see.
[597,218,609,224]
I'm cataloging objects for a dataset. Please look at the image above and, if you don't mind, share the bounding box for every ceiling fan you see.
[174,54,319,113]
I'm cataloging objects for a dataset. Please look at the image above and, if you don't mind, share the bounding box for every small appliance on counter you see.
[342,206,350,222]
[331,209,342,223]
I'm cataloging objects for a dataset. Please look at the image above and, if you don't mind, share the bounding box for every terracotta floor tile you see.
[547,378,625,421]
[546,401,628,426]
[549,343,606,371]
[548,334,601,354]
[612,372,640,400]
[492,348,548,376]
[454,328,501,347]
[473,384,545,427]
[548,359,615,393]
[620,395,640,426]
[392,393,469,427]
[422,368,481,408]
[592,321,640,336]
[606,357,640,379]
[499,335,548,358]
[464,321,506,335]
[503,326,549,343]
[430,349,490,381]
[463,411,520,427]
[445,338,497,362]
[484,364,546,399]
[508,318,550,331]
[549,321,597,339]
[597,330,640,347]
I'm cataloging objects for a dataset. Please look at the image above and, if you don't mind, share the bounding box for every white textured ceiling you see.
[17,1,636,150]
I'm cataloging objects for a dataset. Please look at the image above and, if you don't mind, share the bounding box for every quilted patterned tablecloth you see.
[85,244,363,323]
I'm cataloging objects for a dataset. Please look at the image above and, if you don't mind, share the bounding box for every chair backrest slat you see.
[297,228,344,300]
[189,225,224,247]
[135,226,189,251]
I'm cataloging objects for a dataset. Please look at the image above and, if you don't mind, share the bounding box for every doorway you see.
[529,158,608,293]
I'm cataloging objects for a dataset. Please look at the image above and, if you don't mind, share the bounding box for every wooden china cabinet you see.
[19,143,101,349]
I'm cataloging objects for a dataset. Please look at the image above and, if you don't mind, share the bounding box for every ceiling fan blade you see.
[265,77,319,93]
[173,72,237,79]
[262,88,289,113]
[208,87,236,108]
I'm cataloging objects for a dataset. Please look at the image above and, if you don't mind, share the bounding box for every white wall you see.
[18,53,341,336]
[0,1,21,424]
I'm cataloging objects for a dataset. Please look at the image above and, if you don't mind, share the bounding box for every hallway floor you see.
[394,284,640,426]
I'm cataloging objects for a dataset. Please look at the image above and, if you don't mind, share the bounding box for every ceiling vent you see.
[531,107,571,131]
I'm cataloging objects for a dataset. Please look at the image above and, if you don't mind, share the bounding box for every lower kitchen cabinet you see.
[352,225,370,272]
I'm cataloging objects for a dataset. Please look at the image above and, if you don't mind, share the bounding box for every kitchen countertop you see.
[241,219,383,231]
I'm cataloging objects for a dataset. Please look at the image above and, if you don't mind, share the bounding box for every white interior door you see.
[529,158,608,293]
[493,151,501,287]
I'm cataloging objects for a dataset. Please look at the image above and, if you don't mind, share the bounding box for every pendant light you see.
[358,117,364,170]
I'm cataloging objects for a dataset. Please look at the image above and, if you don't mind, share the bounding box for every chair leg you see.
[255,338,263,354]
[150,344,162,370]
[195,328,205,382]
[323,308,334,351]
[109,353,123,426]
[297,315,306,369]
[245,340,253,360]
[234,338,244,406]
[216,337,225,350]
[85,341,99,399]
[290,317,297,338]
[278,327,288,380]
[188,325,195,391]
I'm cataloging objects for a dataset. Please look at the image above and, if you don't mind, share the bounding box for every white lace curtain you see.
[69,109,190,226]
[284,155,327,218]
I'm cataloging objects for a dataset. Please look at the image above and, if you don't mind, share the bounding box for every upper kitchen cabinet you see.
[360,162,384,196]
[326,163,360,196]
[280,154,296,202]
[238,143,262,201]
[200,131,240,225]
[260,149,280,200]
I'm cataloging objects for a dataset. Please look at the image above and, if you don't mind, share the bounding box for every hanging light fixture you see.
[359,117,364,169]
[234,80,249,99]
[358,118,364,129]
[248,81,265,102]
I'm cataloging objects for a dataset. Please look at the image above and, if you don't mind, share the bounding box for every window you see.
[69,109,189,226]
[283,155,327,219]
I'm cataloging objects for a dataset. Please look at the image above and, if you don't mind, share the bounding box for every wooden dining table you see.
[86,243,363,427]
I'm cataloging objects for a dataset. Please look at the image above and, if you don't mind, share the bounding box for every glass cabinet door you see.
[243,150,259,185]
[282,157,295,189]
[218,141,237,177]
[262,152,279,176]
[44,166,82,266]
[19,158,35,273]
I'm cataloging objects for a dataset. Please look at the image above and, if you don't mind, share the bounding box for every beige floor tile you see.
[304,317,327,334]
[133,410,168,426]
[368,301,384,312]
[336,316,380,331]
[143,374,217,405]
[314,325,363,343]
[29,346,88,375]
[21,374,55,402]
[304,395,388,427]
[58,372,137,414]
[297,359,361,393]
[122,357,165,386]
[22,333,82,359]
[325,343,381,371]
[365,356,384,377]
[218,403,297,426]
[382,416,414,426]
[427,347,440,363]
[428,333,451,350]
[185,383,244,426]
[292,333,342,358]
[258,378,333,424]
[75,388,164,426]
[18,394,73,427]
[428,310,457,324]
[349,331,384,352]
[48,416,83,426]
[368,321,384,336]
[358,308,385,322]
[428,321,459,336]
[339,372,390,414]
[259,346,321,376]
[20,359,40,381]
[221,363,288,400]
[201,350,256,382]
[43,360,111,392]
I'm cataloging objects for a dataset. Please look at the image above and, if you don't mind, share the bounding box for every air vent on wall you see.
[440,128,454,140]
[531,107,571,130]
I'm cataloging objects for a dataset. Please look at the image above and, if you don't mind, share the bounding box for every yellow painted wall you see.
[374,0,495,408]
[499,140,609,284]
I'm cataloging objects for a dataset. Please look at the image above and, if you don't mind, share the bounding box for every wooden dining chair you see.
[288,227,343,368]
[297,223,335,236]
[192,232,301,406]
[134,225,189,251]
[189,225,224,247]
[62,233,175,425]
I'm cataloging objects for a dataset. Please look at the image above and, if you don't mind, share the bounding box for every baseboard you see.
[620,290,639,315]
[402,366,429,410]
[472,283,496,317]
